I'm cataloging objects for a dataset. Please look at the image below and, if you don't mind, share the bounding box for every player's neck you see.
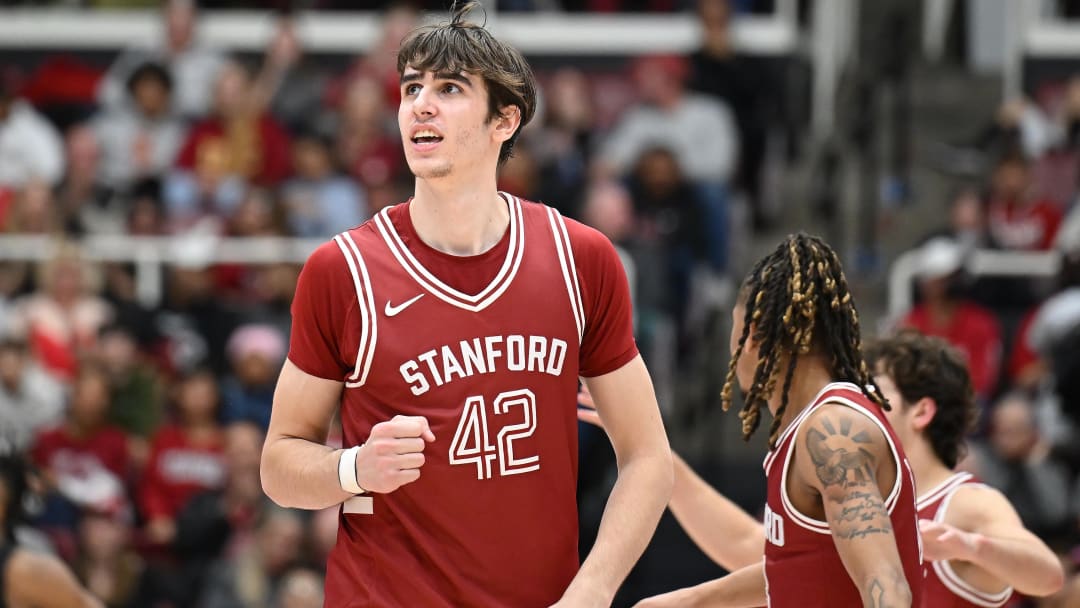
[770,356,836,438]
[410,179,509,257]
[909,439,955,498]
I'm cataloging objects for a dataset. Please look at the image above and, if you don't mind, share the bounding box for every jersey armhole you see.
[932,484,1014,608]
[779,399,903,535]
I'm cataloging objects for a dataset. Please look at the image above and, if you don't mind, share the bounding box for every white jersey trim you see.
[333,233,378,387]
[547,207,585,344]
[763,382,862,472]
[931,482,1014,607]
[778,396,904,535]
[763,558,772,608]
[917,471,974,511]
[763,382,863,473]
[373,193,525,313]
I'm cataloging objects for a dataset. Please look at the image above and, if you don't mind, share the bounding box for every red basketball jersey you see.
[917,472,1014,608]
[288,195,638,607]
[762,382,925,607]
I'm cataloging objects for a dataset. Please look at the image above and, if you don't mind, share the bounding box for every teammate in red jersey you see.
[579,332,1065,607]
[633,233,923,607]
[259,2,673,607]
[867,331,1063,607]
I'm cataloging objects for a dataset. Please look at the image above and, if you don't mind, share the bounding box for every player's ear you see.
[492,104,521,143]
[911,397,937,432]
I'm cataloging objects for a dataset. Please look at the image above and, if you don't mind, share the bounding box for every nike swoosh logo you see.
[385,294,425,317]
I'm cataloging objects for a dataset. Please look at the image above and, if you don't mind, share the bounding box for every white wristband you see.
[338,445,366,495]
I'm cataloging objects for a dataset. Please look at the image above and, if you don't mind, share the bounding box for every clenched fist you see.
[355,415,436,494]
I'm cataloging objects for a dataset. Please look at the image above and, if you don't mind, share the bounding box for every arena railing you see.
[1005,1,1080,100]
[0,234,324,307]
[0,6,797,56]
[886,247,1062,323]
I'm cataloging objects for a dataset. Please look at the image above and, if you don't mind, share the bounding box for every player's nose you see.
[412,86,437,117]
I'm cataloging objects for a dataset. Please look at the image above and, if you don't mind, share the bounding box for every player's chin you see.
[409,161,453,180]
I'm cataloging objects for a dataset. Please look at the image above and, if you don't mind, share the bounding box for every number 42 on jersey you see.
[449,389,540,480]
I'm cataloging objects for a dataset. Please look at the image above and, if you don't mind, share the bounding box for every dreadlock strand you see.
[768,353,800,447]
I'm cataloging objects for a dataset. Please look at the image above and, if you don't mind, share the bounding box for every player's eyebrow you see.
[400,71,473,88]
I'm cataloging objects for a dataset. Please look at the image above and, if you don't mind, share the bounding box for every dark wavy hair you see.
[864,330,977,468]
[396,0,537,164]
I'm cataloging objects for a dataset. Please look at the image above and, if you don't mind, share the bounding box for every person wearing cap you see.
[899,237,1003,404]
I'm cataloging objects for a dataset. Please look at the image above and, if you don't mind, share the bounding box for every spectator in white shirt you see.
[97,0,226,120]
[598,54,739,186]
[0,82,64,191]
[93,61,186,190]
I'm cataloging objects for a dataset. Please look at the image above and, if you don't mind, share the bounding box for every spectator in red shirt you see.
[165,60,291,230]
[987,152,1064,251]
[138,368,225,547]
[175,60,291,186]
[31,364,130,533]
[901,237,1003,402]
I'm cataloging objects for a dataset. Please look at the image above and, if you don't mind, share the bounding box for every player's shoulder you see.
[945,481,1013,525]
[802,400,890,448]
[8,547,99,607]
[8,547,74,586]
[303,220,382,271]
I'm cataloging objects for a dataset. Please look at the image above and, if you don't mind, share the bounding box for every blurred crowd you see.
[889,76,1080,605]
[0,0,782,606]
[10,0,1080,606]
[0,0,777,12]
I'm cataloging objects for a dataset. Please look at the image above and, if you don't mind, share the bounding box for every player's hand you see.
[919,518,980,562]
[355,415,436,494]
[576,384,604,429]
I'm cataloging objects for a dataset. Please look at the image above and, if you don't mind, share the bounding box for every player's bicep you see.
[583,354,668,462]
[267,359,344,445]
[796,408,906,589]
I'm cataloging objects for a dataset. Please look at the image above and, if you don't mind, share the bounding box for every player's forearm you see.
[968,532,1065,596]
[855,567,911,608]
[260,435,354,510]
[668,452,763,571]
[566,450,673,605]
[675,561,768,608]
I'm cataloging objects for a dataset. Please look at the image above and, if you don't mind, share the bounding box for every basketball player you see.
[259,3,673,607]
[0,446,103,608]
[579,331,1065,606]
[631,234,924,607]
[868,331,1063,606]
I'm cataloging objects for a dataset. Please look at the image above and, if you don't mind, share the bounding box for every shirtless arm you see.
[261,360,434,509]
[796,405,912,608]
[9,549,103,608]
[921,484,1064,596]
[578,388,763,571]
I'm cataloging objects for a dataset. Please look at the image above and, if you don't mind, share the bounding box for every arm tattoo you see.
[806,412,893,540]
[865,571,912,608]
[868,580,886,608]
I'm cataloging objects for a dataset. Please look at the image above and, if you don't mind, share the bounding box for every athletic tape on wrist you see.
[338,445,366,495]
